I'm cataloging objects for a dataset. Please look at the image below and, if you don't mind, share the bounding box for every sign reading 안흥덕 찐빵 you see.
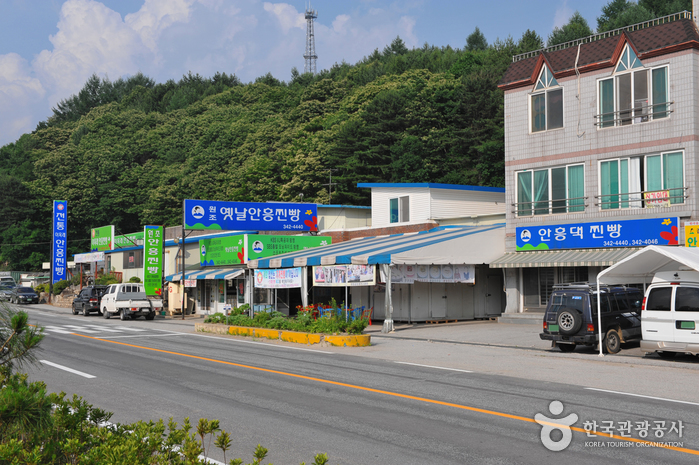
[143,226,163,296]
[516,217,680,251]
[184,200,319,231]
[52,201,68,284]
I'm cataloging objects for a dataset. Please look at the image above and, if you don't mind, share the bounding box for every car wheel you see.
[83,307,90,316]
[558,343,576,353]
[72,304,78,315]
[557,308,582,336]
[145,312,155,320]
[120,309,127,321]
[604,328,622,354]
[657,351,677,359]
[103,308,110,319]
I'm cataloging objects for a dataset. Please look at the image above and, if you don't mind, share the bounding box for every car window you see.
[81,290,90,297]
[675,287,699,312]
[549,293,585,313]
[646,287,672,311]
[18,287,33,293]
[590,294,613,314]
[616,292,630,311]
[627,291,642,310]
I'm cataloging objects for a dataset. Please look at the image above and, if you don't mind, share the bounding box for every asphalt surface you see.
[12,303,699,464]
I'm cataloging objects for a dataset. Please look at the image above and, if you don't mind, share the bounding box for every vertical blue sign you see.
[52,200,68,284]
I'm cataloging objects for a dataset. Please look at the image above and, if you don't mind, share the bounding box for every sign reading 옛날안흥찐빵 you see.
[91,225,114,252]
[184,200,319,232]
[142,226,163,296]
[516,217,680,251]
[200,234,331,266]
[254,268,302,288]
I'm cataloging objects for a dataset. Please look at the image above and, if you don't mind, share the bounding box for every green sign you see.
[143,226,163,296]
[199,234,331,266]
[115,231,144,248]
[91,225,114,252]
[200,235,245,266]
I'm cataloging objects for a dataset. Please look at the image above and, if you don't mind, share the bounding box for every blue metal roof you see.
[165,267,245,282]
[357,183,505,193]
[248,224,504,269]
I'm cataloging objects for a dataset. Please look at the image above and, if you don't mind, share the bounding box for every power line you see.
[0,238,90,246]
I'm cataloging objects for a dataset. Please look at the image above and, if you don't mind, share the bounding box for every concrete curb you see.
[195,323,370,347]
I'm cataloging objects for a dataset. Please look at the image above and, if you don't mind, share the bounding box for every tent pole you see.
[382,264,394,333]
[597,276,604,357]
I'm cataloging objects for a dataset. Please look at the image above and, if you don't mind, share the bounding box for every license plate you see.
[549,324,559,333]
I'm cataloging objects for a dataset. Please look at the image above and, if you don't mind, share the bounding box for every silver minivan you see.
[641,271,699,358]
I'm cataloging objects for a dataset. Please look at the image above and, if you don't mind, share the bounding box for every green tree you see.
[518,29,544,53]
[548,11,594,46]
[639,0,691,16]
[466,27,488,51]
[0,307,44,383]
[383,36,408,56]
[597,1,654,32]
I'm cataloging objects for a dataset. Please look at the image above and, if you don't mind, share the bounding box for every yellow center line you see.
[72,332,698,456]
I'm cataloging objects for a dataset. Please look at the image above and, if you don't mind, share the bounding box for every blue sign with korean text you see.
[516,217,679,251]
[184,200,319,232]
[51,200,68,283]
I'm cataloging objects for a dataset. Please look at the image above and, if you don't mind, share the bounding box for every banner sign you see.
[91,225,114,252]
[74,252,104,263]
[254,267,302,288]
[644,190,670,208]
[184,200,319,231]
[115,231,144,248]
[184,279,197,287]
[200,234,330,266]
[143,226,163,296]
[51,200,68,284]
[390,264,475,284]
[685,221,699,247]
[313,265,376,287]
[516,217,680,251]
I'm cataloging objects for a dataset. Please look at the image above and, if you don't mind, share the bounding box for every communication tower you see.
[304,4,318,74]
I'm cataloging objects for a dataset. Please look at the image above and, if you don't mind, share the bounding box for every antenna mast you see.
[304,3,318,74]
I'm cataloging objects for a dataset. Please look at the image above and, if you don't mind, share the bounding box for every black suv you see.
[72,285,108,316]
[539,283,643,354]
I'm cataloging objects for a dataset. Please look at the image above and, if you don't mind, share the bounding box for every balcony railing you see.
[594,101,673,128]
[512,196,588,216]
[595,188,688,209]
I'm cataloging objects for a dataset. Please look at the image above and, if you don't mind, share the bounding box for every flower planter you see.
[195,323,369,347]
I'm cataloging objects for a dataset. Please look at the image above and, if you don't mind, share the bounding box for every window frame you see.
[389,195,410,224]
[529,65,564,133]
[515,163,584,216]
[596,51,670,130]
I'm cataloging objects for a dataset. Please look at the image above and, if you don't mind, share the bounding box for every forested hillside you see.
[0,0,690,270]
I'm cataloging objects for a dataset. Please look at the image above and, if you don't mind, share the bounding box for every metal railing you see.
[512,196,588,216]
[594,101,673,127]
[594,187,688,209]
[513,11,692,62]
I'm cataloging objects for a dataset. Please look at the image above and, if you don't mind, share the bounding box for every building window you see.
[599,151,684,209]
[389,196,409,223]
[597,45,669,128]
[522,267,588,307]
[123,250,143,269]
[530,65,563,133]
[516,164,584,216]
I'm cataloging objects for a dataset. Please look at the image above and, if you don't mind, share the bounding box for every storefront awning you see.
[165,268,245,282]
[489,247,643,268]
[248,225,505,269]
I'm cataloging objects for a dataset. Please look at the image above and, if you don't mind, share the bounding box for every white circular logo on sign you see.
[191,205,205,219]
[252,240,264,253]
[201,245,206,256]
[520,229,531,243]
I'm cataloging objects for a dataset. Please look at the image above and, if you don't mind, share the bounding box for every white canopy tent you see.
[595,246,699,356]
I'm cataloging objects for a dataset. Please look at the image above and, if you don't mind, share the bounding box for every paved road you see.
[14,303,699,464]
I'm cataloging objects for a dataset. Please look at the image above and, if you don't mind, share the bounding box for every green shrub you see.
[347,318,370,335]
[96,274,120,285]
[232,303,249,316]
[128,276,142,283]
[52,279,70,295]
[204,313,227,324]
[34,283,47,293]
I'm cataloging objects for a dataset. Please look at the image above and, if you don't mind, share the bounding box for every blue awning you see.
[165,268,245,282]
[247,225,505,269]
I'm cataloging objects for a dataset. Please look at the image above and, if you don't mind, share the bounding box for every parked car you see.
[9,286,39,305]
[641,271,699,358]
[72,285,108,316]
[101,283,162,320]
[0,283,15,300]
[539,283,643,354]
[0,276,16,286]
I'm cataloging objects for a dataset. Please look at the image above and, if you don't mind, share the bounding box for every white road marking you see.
[187,332,336,354]
[61,325,99,333]
[82,325,123,333]
[40,360,96,378]
[585,387,699,407]
[43,326,74,334]
[112,326,148,332]
[97,333,184,339]
[395,361,473,373]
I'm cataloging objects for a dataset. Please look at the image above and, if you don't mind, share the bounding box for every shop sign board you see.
[91,225,114,252]
[643,190,670,208]
[200,234,330,266]
[52,200,68,284]
[516,217,680,251]
[254,268,302,289]
[143,226,163,296]
[184,279,197,287]
[115,231,144,248]
[390,264,475,284]
[184,199,319,231]
[75,252,104,263]
[313,265,376,287]
[685,221,699,247]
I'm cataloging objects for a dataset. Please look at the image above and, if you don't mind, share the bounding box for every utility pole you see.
[322,169,338,204]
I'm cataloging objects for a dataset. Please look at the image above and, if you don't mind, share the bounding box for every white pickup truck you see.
[101,283,162,320]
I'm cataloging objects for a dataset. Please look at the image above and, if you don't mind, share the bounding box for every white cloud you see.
[263,2,305,34]
[553,0,573,29]
[125,0,196,53]
[0,53,45,143]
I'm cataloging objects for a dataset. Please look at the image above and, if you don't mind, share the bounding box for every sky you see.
[0,0,612,147]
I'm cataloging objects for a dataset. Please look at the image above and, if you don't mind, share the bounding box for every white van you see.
[641,270,699,358]
[0,276,16,286]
